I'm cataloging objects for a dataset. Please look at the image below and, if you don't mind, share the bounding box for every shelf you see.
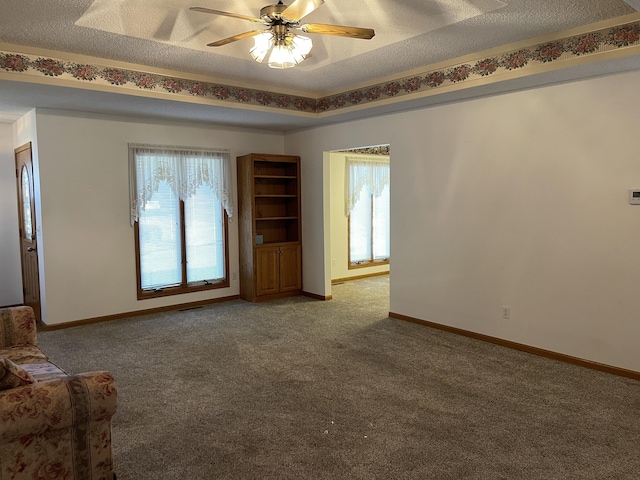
[254,175,297,179]
[257,240,299,246]
[255,194,297,198]
[254,176,297,196]
[255,195,298,218]
[254,161,298,177]
[255,218,299,243]
[237,153,302,301]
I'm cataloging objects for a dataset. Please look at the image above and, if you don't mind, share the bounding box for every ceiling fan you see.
[190,0,375,69]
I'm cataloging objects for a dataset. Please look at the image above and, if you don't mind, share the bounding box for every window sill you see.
[348,260,390,270]
[137,278,230,300]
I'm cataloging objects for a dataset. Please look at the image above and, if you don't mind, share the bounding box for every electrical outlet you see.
[502,306,510,319]
[332,259,336,267]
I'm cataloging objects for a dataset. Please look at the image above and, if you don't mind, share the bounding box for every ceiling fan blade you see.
[190,7,263,24]
[207,30,264,47]
[300,23,375,39]
[281,0,325,21]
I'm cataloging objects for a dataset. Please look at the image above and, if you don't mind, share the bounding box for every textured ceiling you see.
[0,0,638,129]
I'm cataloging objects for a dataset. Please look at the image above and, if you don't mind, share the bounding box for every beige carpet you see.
[38,276,640,479]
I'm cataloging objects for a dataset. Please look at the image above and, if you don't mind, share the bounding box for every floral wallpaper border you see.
[317,21,640,112]
[1,20,638,116]
[338,145,390,155]
[0,51,317,113]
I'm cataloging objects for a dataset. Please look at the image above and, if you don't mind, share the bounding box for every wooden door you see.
[15,143,41,321]
[256,246,280,296]
[279,245,302,292]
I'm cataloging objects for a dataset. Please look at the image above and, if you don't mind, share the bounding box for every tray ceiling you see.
[0,0,638,129]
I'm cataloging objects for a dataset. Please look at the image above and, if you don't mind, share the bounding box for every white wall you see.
[26,110,284,325]
[3,69,639,372]
[286,69,640,372]
[0,123,22,305]
[329,151,390,281]
[289,121,394,297]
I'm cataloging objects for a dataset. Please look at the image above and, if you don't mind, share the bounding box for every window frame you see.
[347,189,390,269]
[130,146,232,300]
[134,203,230,300]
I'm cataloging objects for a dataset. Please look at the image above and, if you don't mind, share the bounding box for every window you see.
[346,156,390,268]
[129,145,234,298]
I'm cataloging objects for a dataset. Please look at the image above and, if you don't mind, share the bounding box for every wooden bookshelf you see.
[237,153,302,301]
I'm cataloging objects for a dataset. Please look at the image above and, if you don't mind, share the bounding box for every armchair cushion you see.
[0,356,35,390]
[0,345,48,364]
[0,306,37,347]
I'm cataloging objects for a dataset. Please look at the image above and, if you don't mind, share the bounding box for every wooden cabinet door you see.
[256,246,280,296]
[279,245,302,292]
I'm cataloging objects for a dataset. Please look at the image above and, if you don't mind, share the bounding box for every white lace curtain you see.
[345,155,390,215]
[129,144,234,225]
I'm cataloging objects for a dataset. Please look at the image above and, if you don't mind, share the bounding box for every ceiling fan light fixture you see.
[250,31,273,63]
[267,34,312,69]
[193,0,374,68]
[290,34,312,63]
[268,38,297,69]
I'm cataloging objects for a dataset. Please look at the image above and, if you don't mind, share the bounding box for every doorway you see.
[326,145,390,297]
[15,142,41,321]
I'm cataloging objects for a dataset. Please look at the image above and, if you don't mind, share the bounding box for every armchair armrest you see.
[0,306,37,348]
[0,372,117,479]
[0,371,117,443]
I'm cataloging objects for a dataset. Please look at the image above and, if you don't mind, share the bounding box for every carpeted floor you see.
[38,276,640,479]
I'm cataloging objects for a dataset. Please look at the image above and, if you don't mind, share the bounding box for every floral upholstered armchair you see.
[0,306,117,480]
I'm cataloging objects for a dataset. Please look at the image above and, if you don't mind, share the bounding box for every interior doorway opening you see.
[326,145,390,299]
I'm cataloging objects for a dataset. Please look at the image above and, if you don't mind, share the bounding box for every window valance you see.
[345,155,390,215]
[129,144,234,225]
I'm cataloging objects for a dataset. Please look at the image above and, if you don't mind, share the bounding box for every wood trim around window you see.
[349,258,390,269]
[134,209,230,300]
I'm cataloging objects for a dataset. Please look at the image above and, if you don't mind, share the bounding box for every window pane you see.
[349,185,372,262]
[373,184,390,260]
[185,184,225,282]
[138,180,182,289]
[21,166,33,240]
